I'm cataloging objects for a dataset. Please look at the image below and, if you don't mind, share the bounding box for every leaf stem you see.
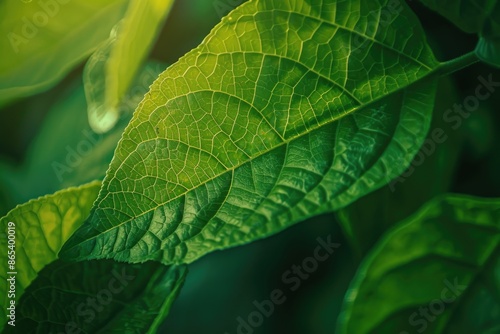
[435,51,480,77]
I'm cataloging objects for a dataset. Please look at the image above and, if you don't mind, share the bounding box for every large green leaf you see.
[60,0,441,265]
[3,261,186,333]
[418,0,500,67]
[0,0,128,105]
[85,0,174,133]
[0,182,100,331]
[338,194,500,334]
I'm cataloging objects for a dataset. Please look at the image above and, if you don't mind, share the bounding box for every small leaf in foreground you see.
[0,182,100,331]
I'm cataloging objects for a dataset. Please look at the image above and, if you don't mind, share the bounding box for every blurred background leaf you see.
[0,0,128,106]
[85,0,174,133]
[338,194,500,334]
[417,0,500,35]
[0,62,165,215]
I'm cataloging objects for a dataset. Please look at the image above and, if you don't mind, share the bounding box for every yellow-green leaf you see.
[0,181,100,331]
[0,0,128,105]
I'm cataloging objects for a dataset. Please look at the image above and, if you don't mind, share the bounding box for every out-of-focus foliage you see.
[339,194,500,334]
[0,0,128,105]
[85,0,174,133]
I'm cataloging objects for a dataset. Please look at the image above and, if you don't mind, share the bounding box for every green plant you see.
[1,0,499,333]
